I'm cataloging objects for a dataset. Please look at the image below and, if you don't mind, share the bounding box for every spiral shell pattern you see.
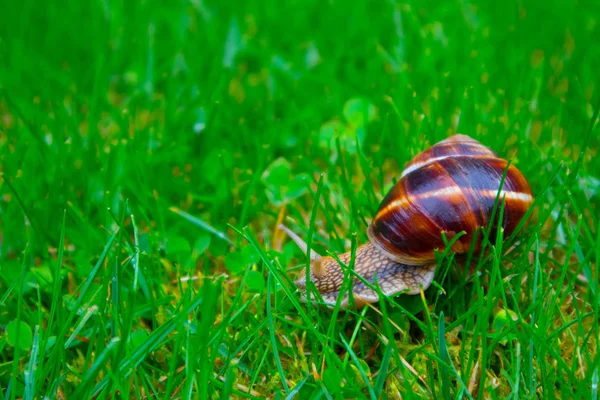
[368,135,533,265]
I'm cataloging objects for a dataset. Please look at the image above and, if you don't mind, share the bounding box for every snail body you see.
[281,134,533,308]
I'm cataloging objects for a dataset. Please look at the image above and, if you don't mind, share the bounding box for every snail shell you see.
[281,134,533,308]
[368,134,534,266]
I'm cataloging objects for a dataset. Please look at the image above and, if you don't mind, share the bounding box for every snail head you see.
[278,223,436,308]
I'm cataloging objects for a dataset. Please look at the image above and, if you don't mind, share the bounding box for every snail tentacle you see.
[279,223,324,277]
[278,224,322,262]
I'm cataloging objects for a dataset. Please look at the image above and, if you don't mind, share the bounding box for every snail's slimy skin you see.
[294,242,435,308]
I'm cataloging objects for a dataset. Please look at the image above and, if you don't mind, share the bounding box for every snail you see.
[280,134,533,308]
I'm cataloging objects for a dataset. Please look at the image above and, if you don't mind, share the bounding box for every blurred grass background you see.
[1,0,599,398]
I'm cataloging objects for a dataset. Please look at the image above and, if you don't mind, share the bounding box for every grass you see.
[0,0,599,398]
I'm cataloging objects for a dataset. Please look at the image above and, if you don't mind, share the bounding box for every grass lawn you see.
[1,0,599,398]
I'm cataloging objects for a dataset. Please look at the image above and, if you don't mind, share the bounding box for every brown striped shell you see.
[367,134,534,266]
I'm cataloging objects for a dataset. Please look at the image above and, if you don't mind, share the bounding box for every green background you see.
[1,0,598,398]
